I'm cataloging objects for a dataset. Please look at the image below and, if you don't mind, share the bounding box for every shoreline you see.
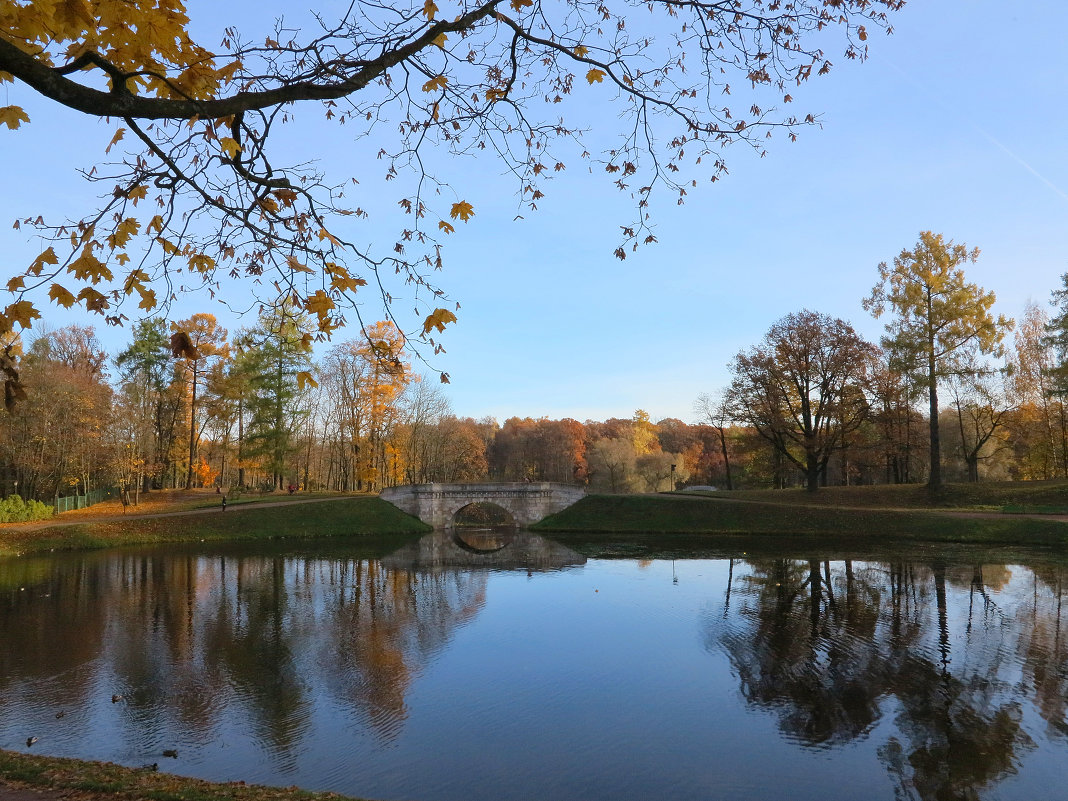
[4,485,1068,559]
[0,750,374,801]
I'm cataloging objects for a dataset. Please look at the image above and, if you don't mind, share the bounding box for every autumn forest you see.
[5,232,1068,505]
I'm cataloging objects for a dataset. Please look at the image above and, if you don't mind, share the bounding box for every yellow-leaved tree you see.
[1,0,902,399]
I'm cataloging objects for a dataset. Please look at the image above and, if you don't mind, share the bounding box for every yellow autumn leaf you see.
[304,290,335,317]
[317,228,342,246]
[219,137,241,158]
[105,127,125,154]
[48,284,77,309]
[438,219,456,234]
[76,287,108,312]
[29,247,58,276]
[108,217,140,249]
[432,32,448,48]
[422,75,448,93]
[586,68,606,84]
[422,307,458,335]
[4,301,40,329]
[423,0,438,19]
[136,287,157,311]
[0,106,30,130]
[297,371,319,391]
[6,276,24,292]
[188,253,215,273]
[286,255,314,273]
[326,263,367,293]
[127,185,148,203]
[573,45,589,58]
[510,0,533,9]
[450,201,474,222]
[69,248,112,283]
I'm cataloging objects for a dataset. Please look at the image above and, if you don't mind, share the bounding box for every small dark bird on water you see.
[143,763,159,772]
[111,694,124,703]
[162,749,178,759]
[55,711,65,719]
[26,737,37,747]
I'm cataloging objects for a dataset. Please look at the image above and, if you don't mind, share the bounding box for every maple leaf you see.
[4,301,40,329]
[422,307,457,335]
[432,32,448,48]
[317,227,342,246]
[586,68,606,84]
[188,253,215,273]
[136,287,157,310]
[573,45,589,58]
[29,247,58,276]
[304,290,335,317]
[297,371,319,391]
[105,127,126,154]
[6,276,24,292]
[219,137,241,158]
[438,219,456,234]
[449,201,475,222]
[108,217,140,249]
[76,287,109,312]
[510,0,533,9]
[286,255,314,273]
[48,284,76,309]
[422,75,448,93]
[423,0,438,19]
[0,106,30,130]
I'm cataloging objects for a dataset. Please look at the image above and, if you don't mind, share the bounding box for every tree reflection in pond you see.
[0,540,489,763]
[2,542,1067,801]
[708,557,1060,800]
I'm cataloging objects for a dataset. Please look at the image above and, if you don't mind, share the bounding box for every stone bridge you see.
[380,482,585,529]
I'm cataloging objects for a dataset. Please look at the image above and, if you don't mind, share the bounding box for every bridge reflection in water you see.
[382,529,587,571]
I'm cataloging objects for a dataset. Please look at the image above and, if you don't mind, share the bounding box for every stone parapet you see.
[380,482,585,529]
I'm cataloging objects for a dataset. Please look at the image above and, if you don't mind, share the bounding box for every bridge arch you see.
[380,482,585,529]
[451,501,516,529]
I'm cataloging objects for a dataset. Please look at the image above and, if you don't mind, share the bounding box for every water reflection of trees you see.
[709,557,1067,800]
[0,546,487,757]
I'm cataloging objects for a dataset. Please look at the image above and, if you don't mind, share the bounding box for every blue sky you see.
[3,0,1067,424]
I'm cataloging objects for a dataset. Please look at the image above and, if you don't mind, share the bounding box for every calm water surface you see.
[1,531,1067,801]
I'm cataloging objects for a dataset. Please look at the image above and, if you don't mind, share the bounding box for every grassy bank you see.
[0,496,430,558]
[686,479,1068,512]
[533,493,1068,549]
[0,749,375,801]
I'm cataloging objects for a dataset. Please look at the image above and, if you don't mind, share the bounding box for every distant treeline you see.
[5,245,1068,500]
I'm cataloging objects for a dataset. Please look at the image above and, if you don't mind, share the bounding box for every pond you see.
[0,531,1066,801]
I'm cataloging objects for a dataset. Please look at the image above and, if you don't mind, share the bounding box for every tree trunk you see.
[717,426,733,490]
[928,349,941,489]
[806,453,820,492]
[186,360,198,489]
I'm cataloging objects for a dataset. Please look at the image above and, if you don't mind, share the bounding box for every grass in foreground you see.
[533,493,1068,548]
[0,749,374,801]
[0,496,430,558]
